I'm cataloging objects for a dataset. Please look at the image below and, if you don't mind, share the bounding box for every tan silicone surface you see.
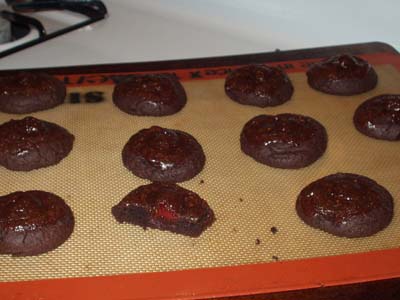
[0,65,399,282]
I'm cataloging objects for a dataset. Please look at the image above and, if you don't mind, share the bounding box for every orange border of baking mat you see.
[1,43,400,300]
[1,248,400,300]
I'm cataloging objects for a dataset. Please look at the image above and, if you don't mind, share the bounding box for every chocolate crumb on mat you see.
[270,226,278,234]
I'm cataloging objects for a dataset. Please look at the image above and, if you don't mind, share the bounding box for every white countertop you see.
[0,0,399,70]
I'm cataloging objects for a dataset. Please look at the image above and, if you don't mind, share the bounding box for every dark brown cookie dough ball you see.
[0,72,66,114]
[306,54,377,95]
[112,182,215,237]
[0,190,74,256]
[224,64,294,107]
[0,116,74,171]
[122,126,205,182]
[353,94,400,141]
[296,173,393,238]
[240,114,327,169]
[112,74,187,116]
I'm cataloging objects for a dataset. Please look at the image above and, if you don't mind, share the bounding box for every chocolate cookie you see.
[353,94,400,141]
[296,173,393,238]
[224,64,294,107]
[0,116,74,171]
[240,114,327,169]
[0,190,74,256]
[112,74,187,116]
[0,72,66,114]
[112,182,215,237]
[306,54,377,95]
[122,126,205,182]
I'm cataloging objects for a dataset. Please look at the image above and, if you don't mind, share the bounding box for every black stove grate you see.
[0,0,107,58]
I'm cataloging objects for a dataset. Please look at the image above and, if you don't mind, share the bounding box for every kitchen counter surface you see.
[0,0,399,69]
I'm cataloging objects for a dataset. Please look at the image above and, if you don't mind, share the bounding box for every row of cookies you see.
[0,55,398,142]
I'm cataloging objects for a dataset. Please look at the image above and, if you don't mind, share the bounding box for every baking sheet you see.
[0,44,399,300]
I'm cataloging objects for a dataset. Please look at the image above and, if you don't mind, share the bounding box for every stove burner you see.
[0,20,39,53]
[0,17,11,44]
[0,0,107,58]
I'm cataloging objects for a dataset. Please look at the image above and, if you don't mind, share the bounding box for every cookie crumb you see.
[199,179,204,184]
[255,238,261,245]
[272,255,279,261]
[239,198,244,202]
[270,226,278,234]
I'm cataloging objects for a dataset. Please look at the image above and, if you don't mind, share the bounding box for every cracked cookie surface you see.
[0,116,74,171]
[240,114,327,169]
[0,190,74,256]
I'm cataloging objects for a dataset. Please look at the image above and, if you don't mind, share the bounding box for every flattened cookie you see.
[0,190,74,256]
[224,64,293,107]
[307,54,377,95]
[0,116,74,171]
[240,114,327,169]
[296,173,393,238]
[0,72,66,114]
[122,126,205,182]
[113,74,186,116]
[112,182,215,237]
[354,94,400,141]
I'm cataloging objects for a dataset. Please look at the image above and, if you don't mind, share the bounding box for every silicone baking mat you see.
[0,42,399,300]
